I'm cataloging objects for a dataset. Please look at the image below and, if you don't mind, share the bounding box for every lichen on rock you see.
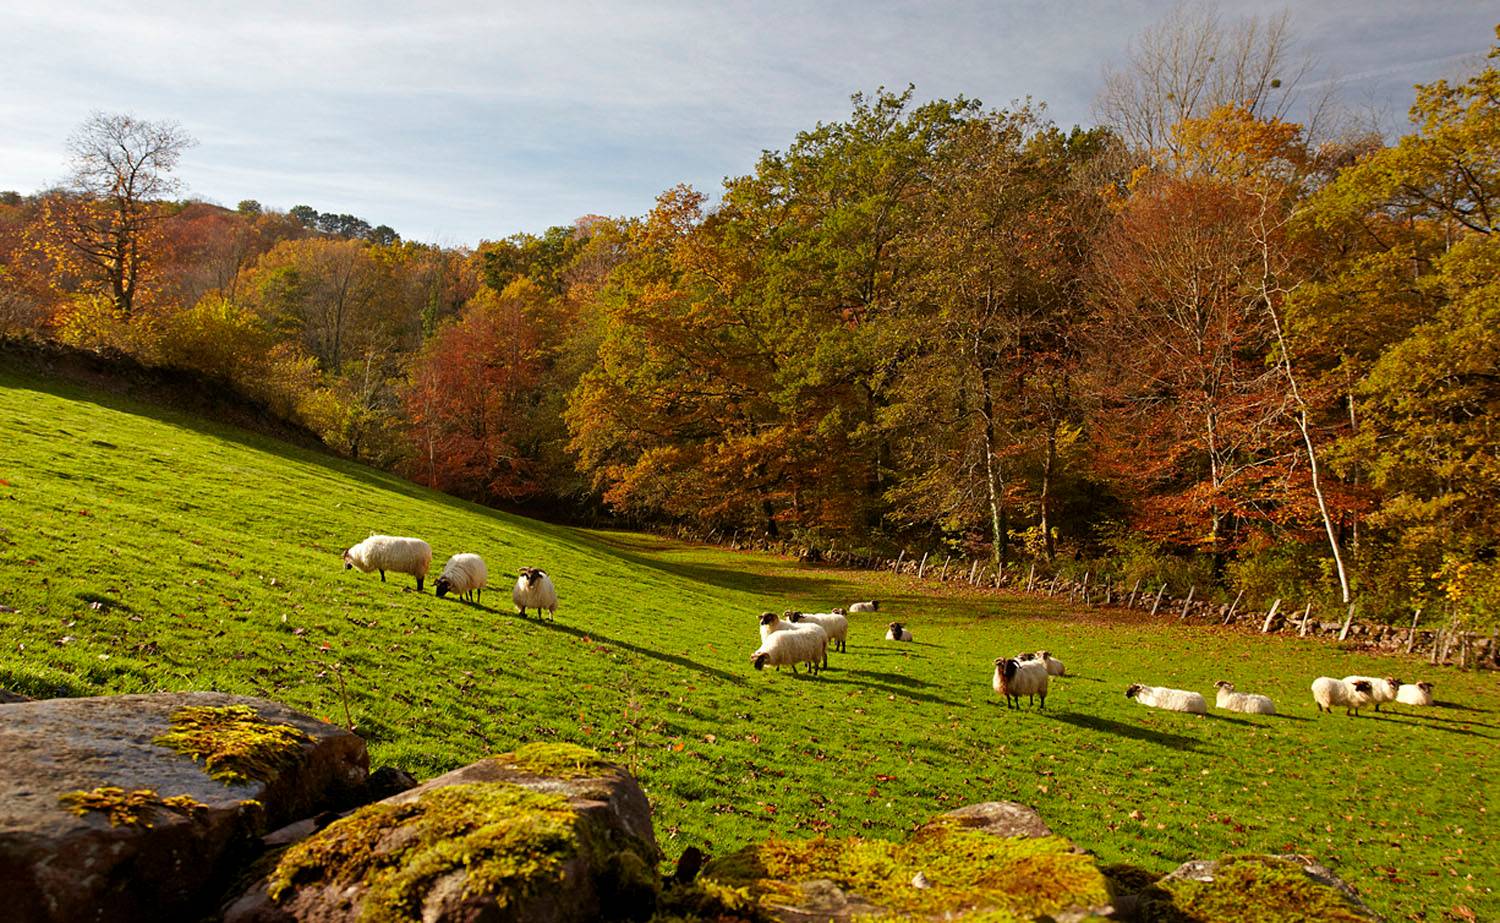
[58,786,208,827]
[702,823,1110,920]
[268,781,585,921]
[494,741,613,779]
[153,704,312,785]
[1143,855,1380,922]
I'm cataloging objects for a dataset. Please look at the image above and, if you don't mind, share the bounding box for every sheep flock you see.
[341,531,1441,721]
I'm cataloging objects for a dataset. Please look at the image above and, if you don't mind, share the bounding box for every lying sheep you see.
[1018,650,1065,676]
[1213,681,1276,715]
[750,621,828,676]
[1342,675,1401,712]
[993,657,1050,709]
[343,535,432,592]
[1395,681,1434,706]
[1125,683,1207,714]
[848,600,880,613]
[790,610,848,653]
[513,567,557,619]
[1312,677,1376,716]
[434,553,487,602]
[885,621,913,642]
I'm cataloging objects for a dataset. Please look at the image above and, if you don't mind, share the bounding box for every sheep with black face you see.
[513,567,557,619]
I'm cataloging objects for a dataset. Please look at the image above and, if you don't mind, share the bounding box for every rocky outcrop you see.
[0,692,367,923]
[224,743,660,923]
[1142,854,1383,921]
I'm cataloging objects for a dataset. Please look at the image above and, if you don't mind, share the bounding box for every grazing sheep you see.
[1214,681,1277,715]
[434,553,487,602]
[750,622,828,676]
[513,567,557,619]
[342,535,432,592]
[885,621,913,642]
[993,657,1050,709]
[1342,675,1401,712]
[1396,681,1434,706]
[790,610,849,653]
[1125,683,1207,714]
[848,601,880,613]
[759,611,796,642]
[1313,677,1376,716]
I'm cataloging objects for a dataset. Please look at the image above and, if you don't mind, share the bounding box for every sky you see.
[1,1,1492,246]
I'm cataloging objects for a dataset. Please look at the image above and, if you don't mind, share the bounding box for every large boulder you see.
[0,692,367,923]
[225,743,661,923]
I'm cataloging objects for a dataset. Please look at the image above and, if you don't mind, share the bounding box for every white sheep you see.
[513,567,557,619]
[1312,676,1376,716]
[1020,650,1065,676]
[993,657,1050,709]
[1125,683,1207,714]
[759,611,796,641]
[848,600,880,613]
[750,622,828,676]
[1213,681,1276,715]
[342,535,432,592]
[1342,675,1401,712]
[790,610,848,653]
[434,553,487,602]
[1395,681,1434,706]
[885,621,913,642]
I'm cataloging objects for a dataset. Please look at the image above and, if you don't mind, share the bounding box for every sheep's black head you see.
[1214,680,1232,691]
[342,549,353,570]
[871,601,880,611]
[832,607,847,616]
[434,576,451,598]
[1419,681,1433,692]
[751,652,770,671]
[782,609,799,619]
[1125,683,1143,699]
[1385,676,1402,689]
[1353,680,1374,694]
[788,612,806,623]
[758,612,778,626]
[1003,658,1020,681]
[1039,650,1052,659]
[1017,652,1037,661]
[888,621,902,633]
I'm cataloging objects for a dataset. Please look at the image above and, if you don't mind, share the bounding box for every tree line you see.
[1,13,1495,630]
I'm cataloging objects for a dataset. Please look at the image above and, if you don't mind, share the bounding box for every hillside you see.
[0,365,1495,920]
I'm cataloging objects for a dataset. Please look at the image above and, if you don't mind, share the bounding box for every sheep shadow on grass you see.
[815,673,965,708]
[839,667,935,689]
[1042,711,1206,752]
[521,618,749,687]
[1372,712,1498,740]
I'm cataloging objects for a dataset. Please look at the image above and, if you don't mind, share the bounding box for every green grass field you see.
[0,365,1495,921]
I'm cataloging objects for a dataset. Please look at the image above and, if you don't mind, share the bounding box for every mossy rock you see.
[494,742,614,779]
[701,823,1111,921]
[154,704,312,785]
[1133,855,1383,922]
[249,781,656,922]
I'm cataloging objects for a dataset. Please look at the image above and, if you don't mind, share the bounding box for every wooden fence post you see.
[1223,588,1245,625]
[1178,585,1196,621]
[1336,602,1356,641]
[1298,603,1312,636]
[1127,577,1142,609]
[940,556,951,581]
[893,550,905,573]
[1149,583,1167,617]
[917,552,929,579]
[1260,599,1282,634]
[1026,562,1036,592]
[1405,608,1423,654]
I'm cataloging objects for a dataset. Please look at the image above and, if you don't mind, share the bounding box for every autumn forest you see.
[2,15,1496,633]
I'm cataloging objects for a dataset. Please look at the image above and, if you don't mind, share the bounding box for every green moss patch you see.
[702,826,1108,920]
[268,782,581,922]
[153,704,311,785]
[1142,856,1374,922]
[494,742,613,779]
[59,786,208,827]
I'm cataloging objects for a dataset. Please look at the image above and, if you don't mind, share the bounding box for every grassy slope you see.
[0,366,1495,920]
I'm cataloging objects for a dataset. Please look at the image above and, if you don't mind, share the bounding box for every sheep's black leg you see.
[1039,694,1046,710]
[380,570,386,582]
[416,576,423,592]
[791,663,799,675]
